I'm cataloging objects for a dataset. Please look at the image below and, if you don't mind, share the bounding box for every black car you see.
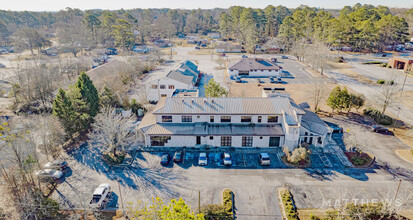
[373,126,392,134]
[173,151,183,163]
[330,125,343,133]
[160,153,171,165]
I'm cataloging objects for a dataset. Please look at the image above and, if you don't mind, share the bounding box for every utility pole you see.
[392,106,401,131]
[400,71,408,97]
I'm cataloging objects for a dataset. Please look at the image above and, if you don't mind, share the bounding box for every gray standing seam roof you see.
[147,123,285,136]
[229,58,281,71]
[153,97,305,115]
[300,109,330,136]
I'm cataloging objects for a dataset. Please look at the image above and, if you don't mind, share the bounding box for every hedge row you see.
[281,189,299,220]
[223,189,233,216]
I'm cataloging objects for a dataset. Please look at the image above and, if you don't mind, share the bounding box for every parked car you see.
[198,153,208,166]
[270,77,282,84]
[195,46,200,50]
[235,77,242,83]
[160,153,171,165]
[222,152,232,166]
[173,151,183,163]
[242,55,248,58]
[44,160,68,170]
[281,55,288,59]
[259,153,271,166]
[35,169,63,180]
[89,183,111,209]
[0,63,5,68]
[373,126,392,134]
[329,125,343,133]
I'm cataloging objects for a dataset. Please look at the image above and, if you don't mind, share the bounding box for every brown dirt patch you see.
[328,62,375,84]
[395,149,413,164]
[393,128,413,148]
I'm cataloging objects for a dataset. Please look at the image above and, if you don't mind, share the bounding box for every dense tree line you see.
[219,5,291,52]
[279,4,409,52]
[0,4,411,52]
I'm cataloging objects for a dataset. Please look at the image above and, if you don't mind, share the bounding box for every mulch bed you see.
[345,152,374,167]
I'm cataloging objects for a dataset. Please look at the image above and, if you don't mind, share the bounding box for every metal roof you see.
[300,108,330,136]
[146,123,285,136]
[166,61,199,85]
[229,58,281,71]
[153,97,305,115]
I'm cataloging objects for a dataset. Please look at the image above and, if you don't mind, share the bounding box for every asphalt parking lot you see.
[136,150,289,169]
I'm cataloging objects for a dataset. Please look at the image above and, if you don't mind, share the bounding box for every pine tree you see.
[204,79,228,97]
[76,72,99,117]
[327,86,341,112]
[53,88,77,137]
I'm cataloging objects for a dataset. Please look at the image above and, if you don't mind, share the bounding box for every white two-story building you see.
[138,96,331,150]
[146,61,200,102]
[228,58,282,77]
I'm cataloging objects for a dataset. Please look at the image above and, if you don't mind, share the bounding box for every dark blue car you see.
[160,153,171,166]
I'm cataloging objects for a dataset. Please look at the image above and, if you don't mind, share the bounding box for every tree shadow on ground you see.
[69,145,186,200]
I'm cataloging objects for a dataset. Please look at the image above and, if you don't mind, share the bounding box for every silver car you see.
[198,153,208,166]
[35,169,63,179]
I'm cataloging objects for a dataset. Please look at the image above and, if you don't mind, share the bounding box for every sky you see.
[1,0,412,11]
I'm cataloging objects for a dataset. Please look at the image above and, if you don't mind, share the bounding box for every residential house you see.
[208,32,221,39]
[154,39,172,48]
[138,96,332,150]
[146,60,200,102]
[215,42,243,53]
[228,58,282,77]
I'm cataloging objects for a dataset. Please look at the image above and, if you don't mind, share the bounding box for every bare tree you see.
[89,107,138,157]
[376,73,401,115]
[311,80,327,112]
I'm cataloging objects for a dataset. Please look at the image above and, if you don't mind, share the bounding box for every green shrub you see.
[380,62,388,67]
[363,61,382,64]
[223,189,233,216]
[363,107,393,125]
[281,189,298,220]
[377,79,385,84]
[387,65,392,68]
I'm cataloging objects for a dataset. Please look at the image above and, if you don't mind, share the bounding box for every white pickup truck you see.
[89,183,111,209]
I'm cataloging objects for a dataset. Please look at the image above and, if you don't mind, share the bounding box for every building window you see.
[161,94,167,97]
[168,85,175,89]
[268,116,278,123]
[150,136,171,146]
[304,132,308,142]
[258,116,262,123]
[210,116,214,123]
[162,116,172,122]
[160,85,166,89]
[221,136,232,146]
[242,136,253,147]
[151,85,157,89]
[210,136,213,140]
[197,116,200,119]
[241,116,252,123]
[181,116,192,122]
[269,137,280,147]
[221,116,231,123]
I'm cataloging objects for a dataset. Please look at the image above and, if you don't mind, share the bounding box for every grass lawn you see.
[395,149,413,164]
